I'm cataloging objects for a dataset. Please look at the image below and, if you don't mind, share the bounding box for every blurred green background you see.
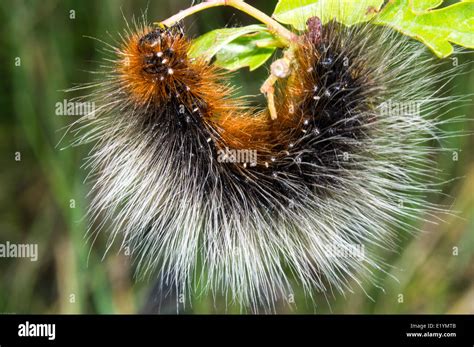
[0,0,473,314]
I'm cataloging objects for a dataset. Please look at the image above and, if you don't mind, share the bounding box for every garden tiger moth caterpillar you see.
[69,8,468,312]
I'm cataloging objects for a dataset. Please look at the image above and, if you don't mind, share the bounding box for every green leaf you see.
[409,0,443,13]
[374,0,474,57]
[188,25,270,61]
[272,0,385,29]
[214,31,277,71]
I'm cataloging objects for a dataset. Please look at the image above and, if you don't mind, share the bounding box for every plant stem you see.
[161,0,225,27]
[160,0,298,46]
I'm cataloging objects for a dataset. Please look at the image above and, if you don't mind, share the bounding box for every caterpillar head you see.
[119,25,199,106]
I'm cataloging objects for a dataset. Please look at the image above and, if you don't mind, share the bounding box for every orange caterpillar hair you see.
[119,25,273,159]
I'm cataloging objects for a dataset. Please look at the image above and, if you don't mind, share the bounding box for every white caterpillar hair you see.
[67,12,468,312]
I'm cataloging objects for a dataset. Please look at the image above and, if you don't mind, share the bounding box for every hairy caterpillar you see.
[70,11,465,311]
